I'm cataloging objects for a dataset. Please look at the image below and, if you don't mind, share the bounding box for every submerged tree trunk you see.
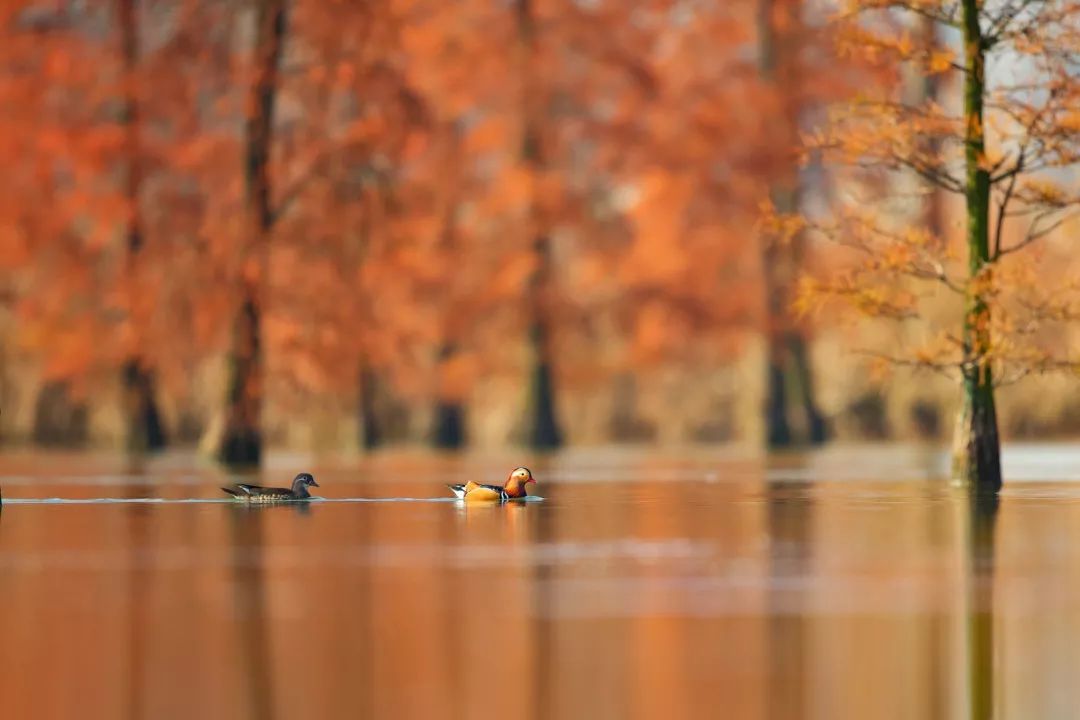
[517,0,563,450]
[430,128,468,451]
[758,0,827,449]
[219,0,286,467]
[32,381,88,447]
[123,363,166,452]
[431,343,466,449]
[527,276,562,449]
[357,363,382,450]
[431,402,466,449]
[953,0,1001,492]
[118,0,166,453]
[221,295,262,465]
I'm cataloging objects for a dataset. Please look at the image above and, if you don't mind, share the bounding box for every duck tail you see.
[221,486,243,499]
[447,484,466,499]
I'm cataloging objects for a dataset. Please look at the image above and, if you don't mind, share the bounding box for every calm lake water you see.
[2,445,1080,719]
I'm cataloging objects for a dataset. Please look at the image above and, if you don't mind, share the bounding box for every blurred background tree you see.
[3,0,1080,485]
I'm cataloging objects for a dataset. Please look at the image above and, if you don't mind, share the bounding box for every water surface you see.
[1,446,1079,719]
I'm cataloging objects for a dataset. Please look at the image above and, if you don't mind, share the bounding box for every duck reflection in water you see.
[228,498,315,516]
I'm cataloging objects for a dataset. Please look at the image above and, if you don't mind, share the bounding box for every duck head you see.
[505,466,536,493]
[292,473,319,497]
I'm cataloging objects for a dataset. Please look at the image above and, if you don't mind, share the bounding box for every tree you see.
[219,0,287,466]
[514,0,563,449]
[792,0,1080,491]
[758,0,828,448]
[266,0,435,451]
[0,1,130,447]
[117,0,167,453]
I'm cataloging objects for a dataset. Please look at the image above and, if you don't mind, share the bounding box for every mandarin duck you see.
[448,466,536,502]
[222,472,319,501]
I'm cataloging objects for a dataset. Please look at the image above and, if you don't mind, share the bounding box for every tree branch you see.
[854,349,963,380]
[997,210,1073,258]
[991,149,1022,260]
[984,0,1040,46]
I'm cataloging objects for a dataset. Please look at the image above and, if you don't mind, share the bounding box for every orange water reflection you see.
[0,453,1076,719]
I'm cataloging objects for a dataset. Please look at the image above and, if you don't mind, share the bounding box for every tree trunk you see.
[527,291,562,449]
[789,334,827,443]
[758,0,827,449]
[357,363,382,450]
[431,343,466,449]
[953,0,1002,492]
[517,0,563,450]
[430,128,468,451]
[765,344,792,447]
[221,295,262,465]
[118,0,166,453]
[32,381,88,447]
[431,401,466,449]
[123,364,166,452]
[219,0,286,467]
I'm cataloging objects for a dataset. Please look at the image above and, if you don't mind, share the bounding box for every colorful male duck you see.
[448,466,536,502]
[222,472,319,502]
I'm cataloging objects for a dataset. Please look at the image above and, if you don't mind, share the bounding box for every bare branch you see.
[905,258,965,294]
[984,0,1042,46]
[991,149,1022,260]
[997,211,1074,258]
[880,1,962,29]
[995,358,1080,388]
[993,367,1032,388]
[887,154,966,193]
[854,349,963,380]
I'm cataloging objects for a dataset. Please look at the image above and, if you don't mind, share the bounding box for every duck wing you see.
[447,480,484,499]
[235,483,268,494]
[222,484,293,499]
[462,483,510,502]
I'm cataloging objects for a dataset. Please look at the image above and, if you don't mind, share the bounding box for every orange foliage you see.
[0,0,867,440]
[799,0,1080,386]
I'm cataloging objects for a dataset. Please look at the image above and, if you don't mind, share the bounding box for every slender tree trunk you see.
[221,296,262,465]
[32,381,88,447]
[758,0,827,449]
[357,363,382,450]
[516,0,563,450]
[431,128,467,450]
[431,401,466,449]
[347,186,383,451]
[527,234,562,449]
[953,0,1002,492]
[118,0,166,453]
[219,0,286,466]
[432,343,466,449]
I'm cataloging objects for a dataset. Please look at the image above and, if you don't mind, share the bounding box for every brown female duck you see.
[222,473,319,502]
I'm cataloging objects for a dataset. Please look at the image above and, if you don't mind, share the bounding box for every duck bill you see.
[310,480,320,487]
